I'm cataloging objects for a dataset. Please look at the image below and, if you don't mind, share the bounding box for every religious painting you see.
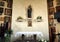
[0,17,4,21]
[0,2,4,6]
[7,0,13,8]
[48,8,55,14]
[48,1,53,7]
[5,8,12,16]
[0,7,3,15]
[4,16,12,30]
[4,16,11,22]
[28,20,32,27]
[7,2,12,8]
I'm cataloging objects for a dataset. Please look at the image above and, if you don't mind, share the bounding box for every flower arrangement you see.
[17,16,23,20]
[36,16,42,22]
[5,29,13,42]
[39,39,49,42]
[37,16,42,19]
[5,29,13,35]
[16,16,24,22]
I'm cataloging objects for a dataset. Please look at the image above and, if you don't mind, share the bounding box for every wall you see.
[54,19,60,42]
[54,19,60,33]
[11,0,49,40]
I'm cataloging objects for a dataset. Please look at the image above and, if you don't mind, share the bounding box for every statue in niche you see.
[27,5,32,18]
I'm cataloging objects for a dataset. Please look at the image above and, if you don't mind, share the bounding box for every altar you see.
[12,32,43,42]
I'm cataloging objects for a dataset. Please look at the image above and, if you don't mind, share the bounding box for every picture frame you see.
[48,1,53,7]
[5,8,12,16]
[7,0,12,8]
[48,8,55,14]
[28,20,32,27]
[4,16,11,29]
[0,7,3,15]
[0,17,4,21]
[4,16,11,22]
[7,2,12,8]
[0,2,4,6]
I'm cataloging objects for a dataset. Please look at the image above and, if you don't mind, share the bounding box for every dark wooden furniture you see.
[47,0,56,42]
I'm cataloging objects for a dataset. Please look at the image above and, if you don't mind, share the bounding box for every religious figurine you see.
[27,5,32,18]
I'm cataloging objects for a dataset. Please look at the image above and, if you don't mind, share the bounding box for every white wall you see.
[54,19,60,33]
[12,0,49,40]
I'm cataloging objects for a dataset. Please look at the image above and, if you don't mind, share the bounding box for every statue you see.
[27,5,32,18]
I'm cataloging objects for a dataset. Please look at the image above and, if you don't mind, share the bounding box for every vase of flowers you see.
[17,16,24,22]
[5,29,13,42]
[36,16,42,22]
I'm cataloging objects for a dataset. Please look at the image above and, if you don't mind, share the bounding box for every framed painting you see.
[48,8,55,14]
[4,16,11,29]
[4,16,11,22]
[0,17,4,21]
[7,0,13,8]
[0,2,4,6]
[7,2,12,8]
[28,20,32,27]
[5,8,12,16]
[48,1,53,7]
[0,7,3,15]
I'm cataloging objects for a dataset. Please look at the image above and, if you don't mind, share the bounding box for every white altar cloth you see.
[14,32,44,40]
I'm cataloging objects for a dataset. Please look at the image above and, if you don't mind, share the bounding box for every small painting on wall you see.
[0,7,3,15]
[4,16,11,22]
[28,20,32,27]
[48,8,55,14]
[7,2,12,8]
[7,0,12,8]
[48,1,53,7]
[0,17,4,21]
[0,2,4,6]
[5,8,12,16]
